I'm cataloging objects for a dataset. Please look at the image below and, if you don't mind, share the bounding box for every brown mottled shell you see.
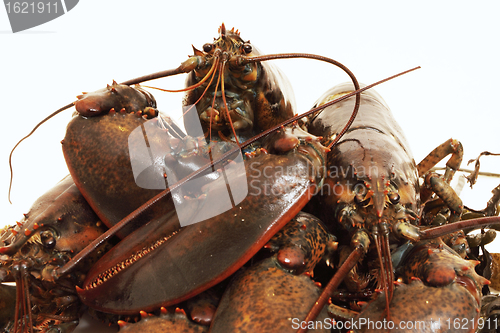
[489,253,500,291]
[119,312,207,333]
[356,279,479,333]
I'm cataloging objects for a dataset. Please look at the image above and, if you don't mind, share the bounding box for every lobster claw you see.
[77,126,327,314]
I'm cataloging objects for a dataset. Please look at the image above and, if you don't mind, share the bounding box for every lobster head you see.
[0,176,109,332]
[311,83,421,238]
[0,176,106,262]
[183,23,295,143]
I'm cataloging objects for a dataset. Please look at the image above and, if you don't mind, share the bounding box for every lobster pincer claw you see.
[77,127,327,315]
[354,279,480,333]
[354,238,489,332]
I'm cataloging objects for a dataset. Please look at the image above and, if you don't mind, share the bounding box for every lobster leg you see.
[417,138,463,182]
[417,139,464,224]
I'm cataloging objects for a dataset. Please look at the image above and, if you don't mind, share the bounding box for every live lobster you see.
[301,83,494,332]
[1,24,500,333]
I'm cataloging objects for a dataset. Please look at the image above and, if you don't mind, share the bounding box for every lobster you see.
[0,175,111,332]
[300,82,495,332]
[3,24,500,332]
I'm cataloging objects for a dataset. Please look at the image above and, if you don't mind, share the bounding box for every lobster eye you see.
[353,183,369,206]
[388,192,400,205]
[354,193,367,205]
[242,43,252,54]
[203,43,214,53]
[40,230,56,249]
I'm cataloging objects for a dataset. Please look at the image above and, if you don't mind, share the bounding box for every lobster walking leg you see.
[417,138,463,182]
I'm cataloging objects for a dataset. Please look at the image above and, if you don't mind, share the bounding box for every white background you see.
[1,1,500,332]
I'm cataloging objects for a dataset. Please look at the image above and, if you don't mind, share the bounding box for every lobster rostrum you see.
[0,175,110,332]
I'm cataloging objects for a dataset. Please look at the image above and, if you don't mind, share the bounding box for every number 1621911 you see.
[5,1,59,14]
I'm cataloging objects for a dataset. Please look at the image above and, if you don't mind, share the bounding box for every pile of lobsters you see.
[1,24,500,333]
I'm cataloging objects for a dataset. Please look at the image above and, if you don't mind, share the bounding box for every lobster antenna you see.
[8,66,188,204]
[220,55,242,146]
[54,67,420,278]
[119,66,187,86]
[8,102,73,204]
[247,66,420,146]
